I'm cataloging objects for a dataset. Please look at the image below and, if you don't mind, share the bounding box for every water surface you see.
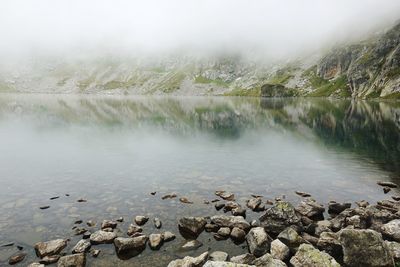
[0,95,399,266]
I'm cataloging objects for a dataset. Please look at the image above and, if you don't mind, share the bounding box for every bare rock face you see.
[270,239,290,261]
[178,217,207,238]
[72,240,91,254]
[210,215,250,231]
[338,229,393,267]
[246,227,271,257]
[57,253,86,267]
[167,252,208,267]
[290,244,340,267]
[34,239,68,258]
[113,235,148,255]
[259,201,301,235]
[381,219,400,241]
[90,230,117,244]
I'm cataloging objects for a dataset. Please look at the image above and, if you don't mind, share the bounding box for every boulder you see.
[209,251,229,261]
[230,227,246,242]
[317,232,343,259]
[230,253,256,265]
[72,240,91,254]
[386,241,400,260]
[167,252,208,267]
[247,198,262,211]
[338,229,393,267]
[203,261,253,267]
[246,227,271,257]
[315,220,332,236]
[259,201,301,235]
[34,239,68,258]
[290,244,340,267]
[101,220,117,229]
[113,235,148,255]
[163,231,176,242]
[90,230,117,244]
[270,239,289,261]
[217,227,231,238]
[178,217,207,238]
[252,253,287,267]
[381,219,400,241]
[328,201,351,215]
[211,215,250,231]
[127,224,143,236]
[57,253,85,267]
[134,216,149,226]
[149,233,163,250]
[295,198,325,220]
[277,227,307,250]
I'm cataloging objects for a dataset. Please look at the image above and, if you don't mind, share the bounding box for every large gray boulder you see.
[113,235,148,255]
[381,219,400,241]
[211,215,250,231]
[90,230,117,244]
[246,227,271,257]
[203,261,253,267]
[252,253,287,267]
[270,239,290,261]
[290,244,340,267]
[338,229,393,267]
[259,201,301,235]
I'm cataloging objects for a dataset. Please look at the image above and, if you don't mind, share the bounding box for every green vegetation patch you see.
[307,75,350,97]
[194,76,230,87]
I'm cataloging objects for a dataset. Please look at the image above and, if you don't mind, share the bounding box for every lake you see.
[0,94,399,266]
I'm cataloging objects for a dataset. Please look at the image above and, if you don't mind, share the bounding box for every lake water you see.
[0,94,399,266]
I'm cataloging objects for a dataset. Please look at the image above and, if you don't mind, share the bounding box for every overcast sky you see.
[1,0,400,61]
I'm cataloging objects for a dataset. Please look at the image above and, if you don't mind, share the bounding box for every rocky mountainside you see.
[0,22,399,98]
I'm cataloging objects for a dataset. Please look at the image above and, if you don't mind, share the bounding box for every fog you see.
[1,0,400,61]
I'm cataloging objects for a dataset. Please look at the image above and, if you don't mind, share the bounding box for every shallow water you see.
[0,94,399,266]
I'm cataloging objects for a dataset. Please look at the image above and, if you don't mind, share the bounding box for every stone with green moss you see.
[290,244,340,267]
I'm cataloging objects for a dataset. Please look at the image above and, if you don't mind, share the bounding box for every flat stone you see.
[167,252,208,267]
[57,253,85,267]
[181,240,203,251]
[230,253,256,265]
[90,230,117,244]
[34,239,68,258]
[378,181,398,188]
[27,263,45,267]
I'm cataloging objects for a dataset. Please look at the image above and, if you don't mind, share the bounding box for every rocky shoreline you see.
[4,181,400,267]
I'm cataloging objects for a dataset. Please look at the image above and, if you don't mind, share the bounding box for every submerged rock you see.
[34,239,68,258]
[178,217,207,238]
[259,201,301,235]
[90,231,117,244]
[339,228,393,267]
[167,252,208,267]
[181,240,203,251]
[246,227,271,257]
[8,253,26,265]
[57,253,86,267]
